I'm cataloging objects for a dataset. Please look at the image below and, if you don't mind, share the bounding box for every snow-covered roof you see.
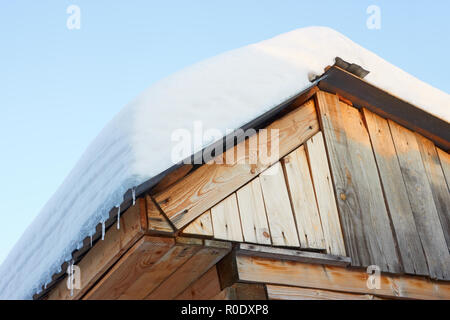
[1,26,449,299]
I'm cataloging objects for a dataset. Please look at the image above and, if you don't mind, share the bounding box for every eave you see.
[319,66,450,151]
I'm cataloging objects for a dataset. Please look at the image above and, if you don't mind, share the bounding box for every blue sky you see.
[0,1,449,264]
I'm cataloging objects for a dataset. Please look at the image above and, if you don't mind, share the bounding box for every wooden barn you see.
[33,62,450,300]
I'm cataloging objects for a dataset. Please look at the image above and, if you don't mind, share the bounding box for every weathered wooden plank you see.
[118,238,203,299]
[416,134,450,250]
[83,236,174,300]
[155,100,319,229]
[363,109,428,275]
[266,285,383,300]
[282,146,325,250]
[182,210,213,237]
[237,243,350,267]
[47,201,146,300]
[145,241,231,299]
[211,283,267,300]
[146,195,174,233]
[211,193,243,242]
[236,178,271,245]
[437,148,450,188]
[389,120,450,280]
[151,164,194,194]
[305,132,346,255]
[316,91,401,272]
[236,255,450,300]
[259,162,300,247]
[175,266,221,300]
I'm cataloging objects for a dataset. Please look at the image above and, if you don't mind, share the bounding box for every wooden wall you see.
[177,91,450,281]
[181,132,346,256]
[316,91,450,280]
[176,99,346,257]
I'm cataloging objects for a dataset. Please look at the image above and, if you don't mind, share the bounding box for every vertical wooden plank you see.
[259,162,300,247]
[236,178,271,245]
[416,134,450,250]
[316,91,401,273]
[211,193,244,242]
[363,109,428,275]
[437,148,450,188]
[282,145,325,250]
[182,210,214,237]
[305,132,346,255]
[389,120,450,280]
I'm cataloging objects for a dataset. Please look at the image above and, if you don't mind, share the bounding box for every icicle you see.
[44,282,47,290]
[69,260,74,297]
[132,188,136,206]
[117,205,121,229]
[90,235,93,247]
[101,220,105,240]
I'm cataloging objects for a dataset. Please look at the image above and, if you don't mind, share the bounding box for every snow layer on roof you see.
[0,26,449,299]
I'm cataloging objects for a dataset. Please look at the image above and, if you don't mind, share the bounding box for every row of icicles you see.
[99,187,136,242]
[66,188,137,297]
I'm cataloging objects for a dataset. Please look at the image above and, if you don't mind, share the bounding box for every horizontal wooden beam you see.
[235,254,450,300]
[236,243,350,267]
[318,66,450,151]
[266,285,383,300]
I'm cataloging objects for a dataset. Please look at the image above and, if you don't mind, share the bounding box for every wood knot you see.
[159,198,170,205]
[263,231,270,238]
[340,193,347,201]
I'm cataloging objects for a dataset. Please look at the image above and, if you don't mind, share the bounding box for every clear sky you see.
[0,1,449,265]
